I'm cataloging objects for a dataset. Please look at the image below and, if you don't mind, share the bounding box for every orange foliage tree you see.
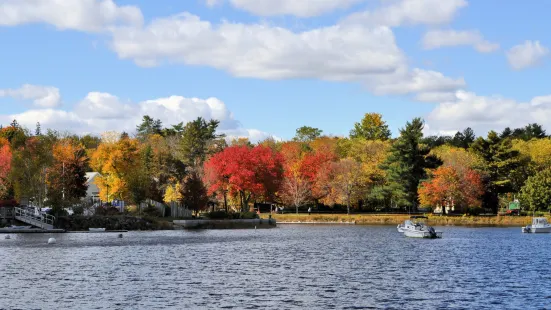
[419,166,484,213]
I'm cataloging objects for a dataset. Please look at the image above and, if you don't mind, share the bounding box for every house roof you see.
[85,172,101,185]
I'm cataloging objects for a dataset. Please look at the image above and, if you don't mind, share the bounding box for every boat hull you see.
[522,226,551,233]
[404,230,442,239]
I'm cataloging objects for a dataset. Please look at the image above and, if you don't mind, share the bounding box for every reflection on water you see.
[1,226,550,309]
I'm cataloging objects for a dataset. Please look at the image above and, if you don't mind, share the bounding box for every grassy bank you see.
[261,213,547,226]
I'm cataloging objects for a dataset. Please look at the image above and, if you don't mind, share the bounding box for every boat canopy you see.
[532,217,549,225]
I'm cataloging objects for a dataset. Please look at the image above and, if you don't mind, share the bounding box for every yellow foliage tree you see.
[164,182,183,203]
[90,137,141,202]
[512,138,551,170]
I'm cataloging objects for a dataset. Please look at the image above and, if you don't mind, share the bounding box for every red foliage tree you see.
[299,150,337,201]
[204,145,284,212]
[0,138,12,198]
[419,166,484,213]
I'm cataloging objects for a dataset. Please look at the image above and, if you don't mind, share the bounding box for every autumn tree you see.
[204,145,284,212]
[293,126,323,143]
[279,141,311,213]
[327,158,363,214]
[380,118,441,210]
[419,166,484,214]
[91,136,142,202]
[350,113,391,141]
[179,170,209,215]
[10,136,53,206]
[0,139,12,199]
[46,140,88,211]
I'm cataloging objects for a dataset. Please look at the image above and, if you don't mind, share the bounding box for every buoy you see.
[5,235,10,240]
[118,234,123,238]
[47,237,56,244]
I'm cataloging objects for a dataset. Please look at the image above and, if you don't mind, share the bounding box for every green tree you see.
[136,115,162,140]
[179,117,224,167]
[520,168,551,212]
[471,131,524,212]
[451,127,476,148]
[293,126,323,143]
[350,113,391,141]
[379,118,441,210]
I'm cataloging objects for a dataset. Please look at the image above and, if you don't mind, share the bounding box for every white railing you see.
[14,207,55,229]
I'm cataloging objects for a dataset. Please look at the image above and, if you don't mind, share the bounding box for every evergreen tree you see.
[471,131,524,212]
[379,118,441,210]
[179,117,224,167]
[293,126,322,143]
[450,127,475,148]
[136,115,162,139]
[350,113,391,141]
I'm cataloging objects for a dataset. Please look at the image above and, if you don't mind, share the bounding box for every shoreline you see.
[261,214,546,227]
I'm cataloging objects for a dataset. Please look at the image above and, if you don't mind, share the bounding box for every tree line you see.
[0,114,550,215]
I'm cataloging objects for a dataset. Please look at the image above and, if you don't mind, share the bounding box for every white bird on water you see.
[48,237,56,244]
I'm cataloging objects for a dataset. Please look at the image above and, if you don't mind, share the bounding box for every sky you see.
[0,0,550,141]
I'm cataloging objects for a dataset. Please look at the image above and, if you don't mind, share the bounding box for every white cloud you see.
[221,0,364,17]
[111,13,404,80]
[506,40,549,70]
[426,90,551,135]
[422,29,499,53]
[0,84,61,108]
[368,68,466,96]
[0,0,143,32]
[342,0,468,27]
[0,91,272,142]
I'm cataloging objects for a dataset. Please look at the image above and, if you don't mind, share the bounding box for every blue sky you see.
[0,0,550,141]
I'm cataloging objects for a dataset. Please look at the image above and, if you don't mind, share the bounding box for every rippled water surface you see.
[1,225,550,309]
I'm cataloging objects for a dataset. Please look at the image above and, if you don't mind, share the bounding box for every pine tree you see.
[379,118,441,210]
[471,131,524,212]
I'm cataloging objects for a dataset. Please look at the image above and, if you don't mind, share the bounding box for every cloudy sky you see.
[0,0,550,140]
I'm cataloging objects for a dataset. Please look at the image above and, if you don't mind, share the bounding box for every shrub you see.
[466,207,482,216]
[240,211,258,219]
[95,206,121,216]
[143,204,160,217]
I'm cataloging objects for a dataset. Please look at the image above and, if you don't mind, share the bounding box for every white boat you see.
[89,228,106,232]
[398,216,442,239]
[522,217,551,233]
[397,220,418,232]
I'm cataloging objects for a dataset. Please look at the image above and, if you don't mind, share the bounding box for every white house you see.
[85,172,101,203]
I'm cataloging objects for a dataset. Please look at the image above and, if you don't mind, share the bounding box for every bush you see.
[95,206,121,216]
[466,207,482,216]
[143,204,161,217]
[240,211,258,219]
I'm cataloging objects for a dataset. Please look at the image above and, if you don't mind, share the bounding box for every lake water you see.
[1,225,550,309]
